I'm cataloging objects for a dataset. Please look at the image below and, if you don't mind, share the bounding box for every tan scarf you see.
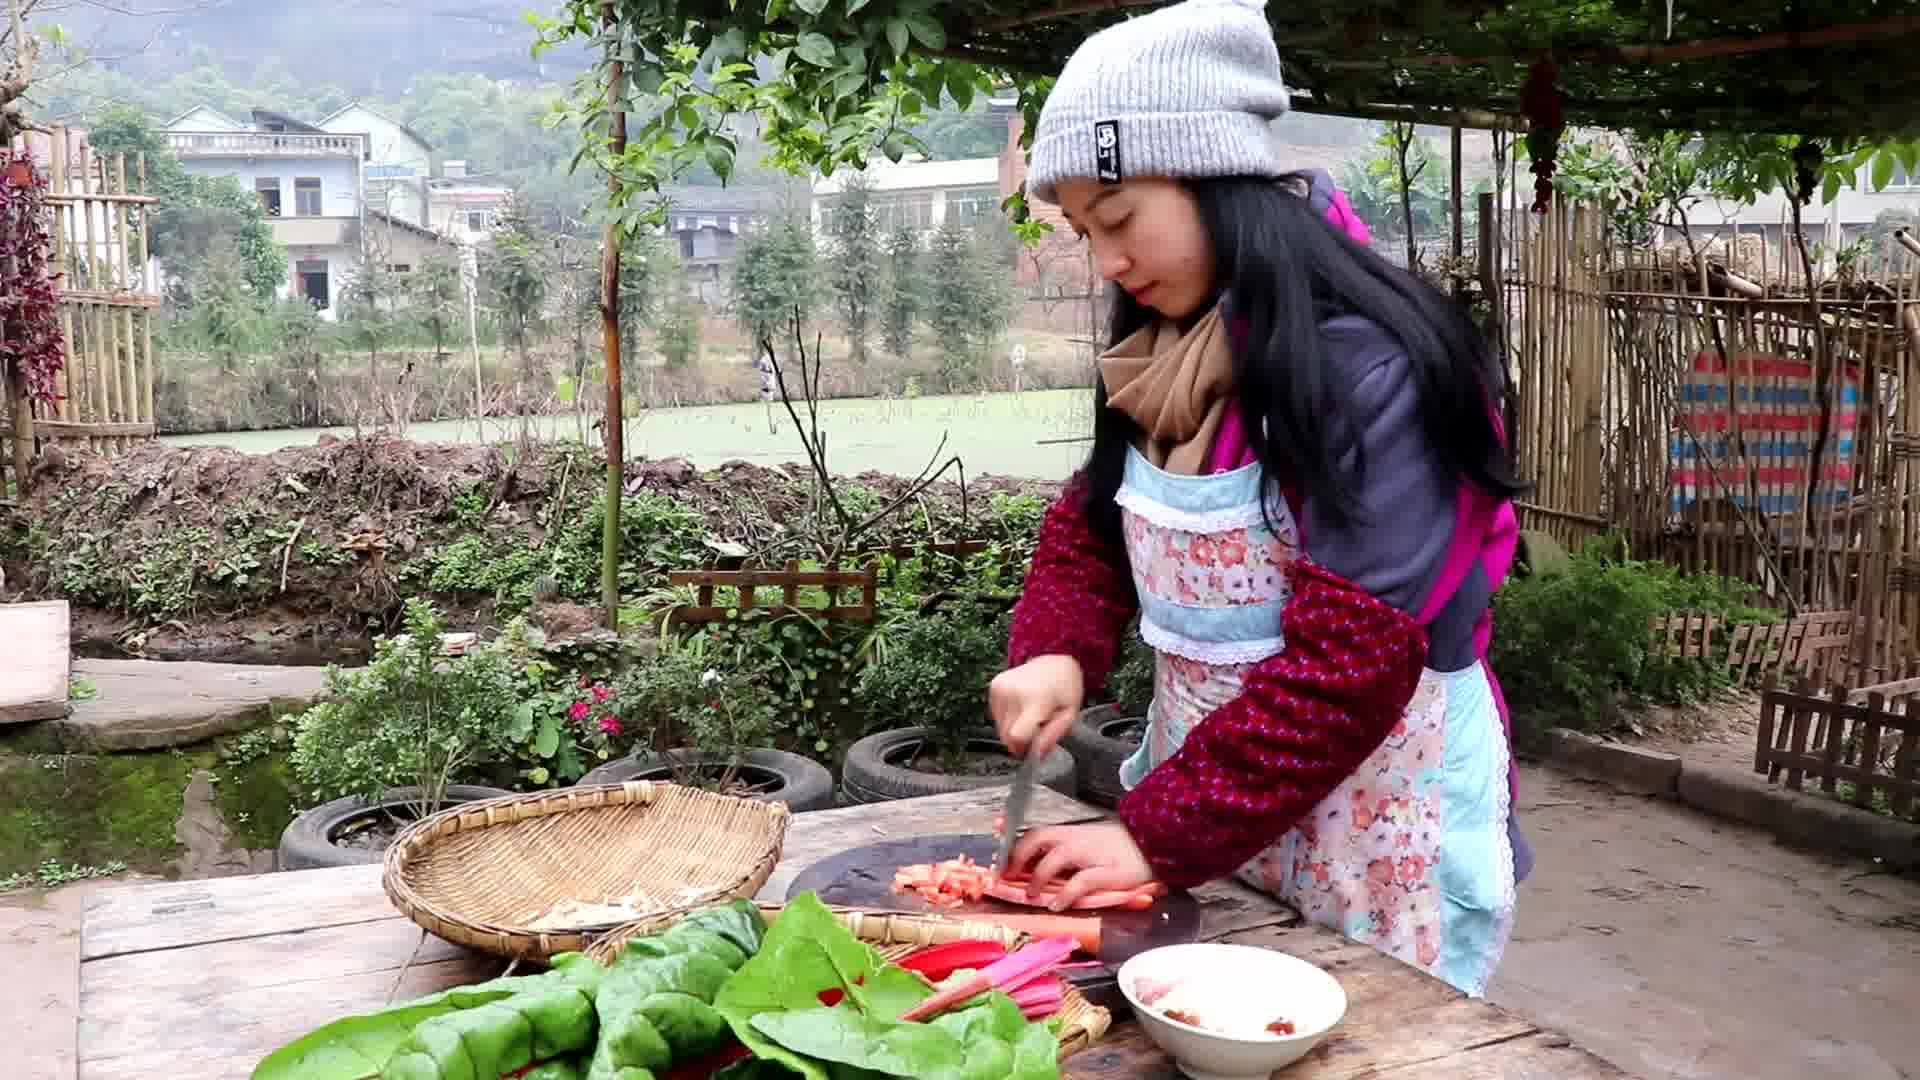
[1099,302,1234,475]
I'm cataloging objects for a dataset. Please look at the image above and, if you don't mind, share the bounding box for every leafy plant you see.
[288,599,522,817]
[827,173,883,364]
[613,633,781,793]
[1105,635,1155,717]
[1490,537,1774,741]
[0,858,127,894]
[1,151,66,404]
[856,608,1011,766]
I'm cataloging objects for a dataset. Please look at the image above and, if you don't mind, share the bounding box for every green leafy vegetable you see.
[713,893,1059,1080]
[518,1062,587,1080]
[586,902,767,1079]
[381,986,597,1080]
[252,954,603,1080]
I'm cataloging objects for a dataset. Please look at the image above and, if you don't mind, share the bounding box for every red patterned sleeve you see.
[1115,561,1426,889]
[1005,473,1140,696]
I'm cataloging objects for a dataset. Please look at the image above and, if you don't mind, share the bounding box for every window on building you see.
[466,210,495,232]
[296,259,330,310]
[946,186,1000,225]
[1888,161,1920,190]
[680,230,696,258]
[255,178,282,217]
[294,177,322,216]
[875,195,934,231]
[387,264,412,275]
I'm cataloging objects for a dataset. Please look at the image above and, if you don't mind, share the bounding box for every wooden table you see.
[76,787,1629,1079]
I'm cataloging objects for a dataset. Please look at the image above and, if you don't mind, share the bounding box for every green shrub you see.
[855,608,1011,762]
[1490,535,1775,742]
[1105,633,1157,716]
[289,599,523,815]
[610,632,781,791]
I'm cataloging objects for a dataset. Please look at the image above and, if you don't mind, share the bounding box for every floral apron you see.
[1114,446,1517,997]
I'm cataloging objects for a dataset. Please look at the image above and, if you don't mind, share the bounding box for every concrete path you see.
[1495,766,1920,1080]
[55,659,329,751]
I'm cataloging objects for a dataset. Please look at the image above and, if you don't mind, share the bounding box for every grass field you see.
[158,389,1098,481]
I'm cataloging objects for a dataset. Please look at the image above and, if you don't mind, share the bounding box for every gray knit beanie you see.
[1025,0,1290,205]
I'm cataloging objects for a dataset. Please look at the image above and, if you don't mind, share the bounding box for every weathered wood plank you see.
[0,600,71,724]
[1363,1032,1630,1078]
[78,957,494,1080]
[81,863,390,960]
[80,915,474,1000]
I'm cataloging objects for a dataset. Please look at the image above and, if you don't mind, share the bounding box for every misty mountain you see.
[56,0,589,94]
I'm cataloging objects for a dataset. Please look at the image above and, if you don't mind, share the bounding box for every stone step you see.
[56,659,331,752]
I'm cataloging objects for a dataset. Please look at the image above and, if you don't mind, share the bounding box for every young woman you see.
[989,0,1532,996]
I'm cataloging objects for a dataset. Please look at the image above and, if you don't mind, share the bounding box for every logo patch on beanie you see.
[1094,120,1122,184]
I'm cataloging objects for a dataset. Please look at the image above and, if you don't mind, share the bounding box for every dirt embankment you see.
[2,437,1053,665]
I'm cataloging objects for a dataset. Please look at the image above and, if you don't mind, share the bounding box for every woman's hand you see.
[1004,821,1155,911]
[988,654,1085,759]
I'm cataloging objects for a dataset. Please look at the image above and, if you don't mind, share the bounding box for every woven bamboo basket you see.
[588,902,1113,1060]
[382,781,790,963]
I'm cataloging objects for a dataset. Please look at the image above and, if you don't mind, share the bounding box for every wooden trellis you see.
[2,126,161,495]
[666,562,879,623]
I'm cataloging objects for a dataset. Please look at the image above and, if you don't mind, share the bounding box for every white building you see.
[162,106,463,316]
[163,107,370,316]
[1674,159,1920,257]
[811,156,1003,237]
[318,102,435,229]
[428,161,516,245]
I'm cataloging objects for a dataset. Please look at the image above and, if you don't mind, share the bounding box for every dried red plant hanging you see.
[1520,56,1565,215]
[0,149,65,402]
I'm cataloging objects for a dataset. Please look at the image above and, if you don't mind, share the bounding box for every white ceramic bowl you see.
[1117,943,1347,1080]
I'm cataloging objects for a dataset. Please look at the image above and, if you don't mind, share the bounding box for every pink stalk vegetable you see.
[897,936,1079,1023]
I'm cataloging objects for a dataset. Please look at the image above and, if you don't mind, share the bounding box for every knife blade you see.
[992,754,1037,873]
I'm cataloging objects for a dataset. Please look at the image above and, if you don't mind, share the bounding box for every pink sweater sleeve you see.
[1005,473,1139,696]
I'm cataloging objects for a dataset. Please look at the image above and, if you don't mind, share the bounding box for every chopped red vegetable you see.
[892,854,1164,912]
[896,939,1010,984]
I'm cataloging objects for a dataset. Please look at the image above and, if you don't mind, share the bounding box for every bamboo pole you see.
[598,0,626,631]
[49,126,71,428]
[111,152,130,453]
[78,143,103,457]
[137,153,152,433]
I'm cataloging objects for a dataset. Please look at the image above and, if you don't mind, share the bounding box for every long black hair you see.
[1081,174,1526,547]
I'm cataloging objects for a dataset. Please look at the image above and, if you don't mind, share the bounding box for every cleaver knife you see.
[992,754,1038,874]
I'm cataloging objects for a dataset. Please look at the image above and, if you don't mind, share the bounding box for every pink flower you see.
[577,675,592,690]
[568,701,591,723]
[598,715,623,737]
[591,684,612,704]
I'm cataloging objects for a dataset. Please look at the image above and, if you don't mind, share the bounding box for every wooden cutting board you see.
[785,831,1203,1018]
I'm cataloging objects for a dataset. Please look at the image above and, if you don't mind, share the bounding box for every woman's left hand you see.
[1005,821,1155,911]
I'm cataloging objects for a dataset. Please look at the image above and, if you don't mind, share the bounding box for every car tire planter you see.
[575,749,837,813]
[277,784,514,871]
[839,726,1076,805]
[1063,704,1146,809]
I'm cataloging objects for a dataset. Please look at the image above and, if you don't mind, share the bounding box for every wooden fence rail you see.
[666,562,879,623]
[1756,683,1920,820]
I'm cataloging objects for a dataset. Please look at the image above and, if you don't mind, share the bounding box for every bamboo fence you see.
[1501,192,1920,682]
[1,125,161,496]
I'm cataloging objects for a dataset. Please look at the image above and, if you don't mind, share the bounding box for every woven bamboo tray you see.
[382,781,790,963]
[589,902,1113,1060]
